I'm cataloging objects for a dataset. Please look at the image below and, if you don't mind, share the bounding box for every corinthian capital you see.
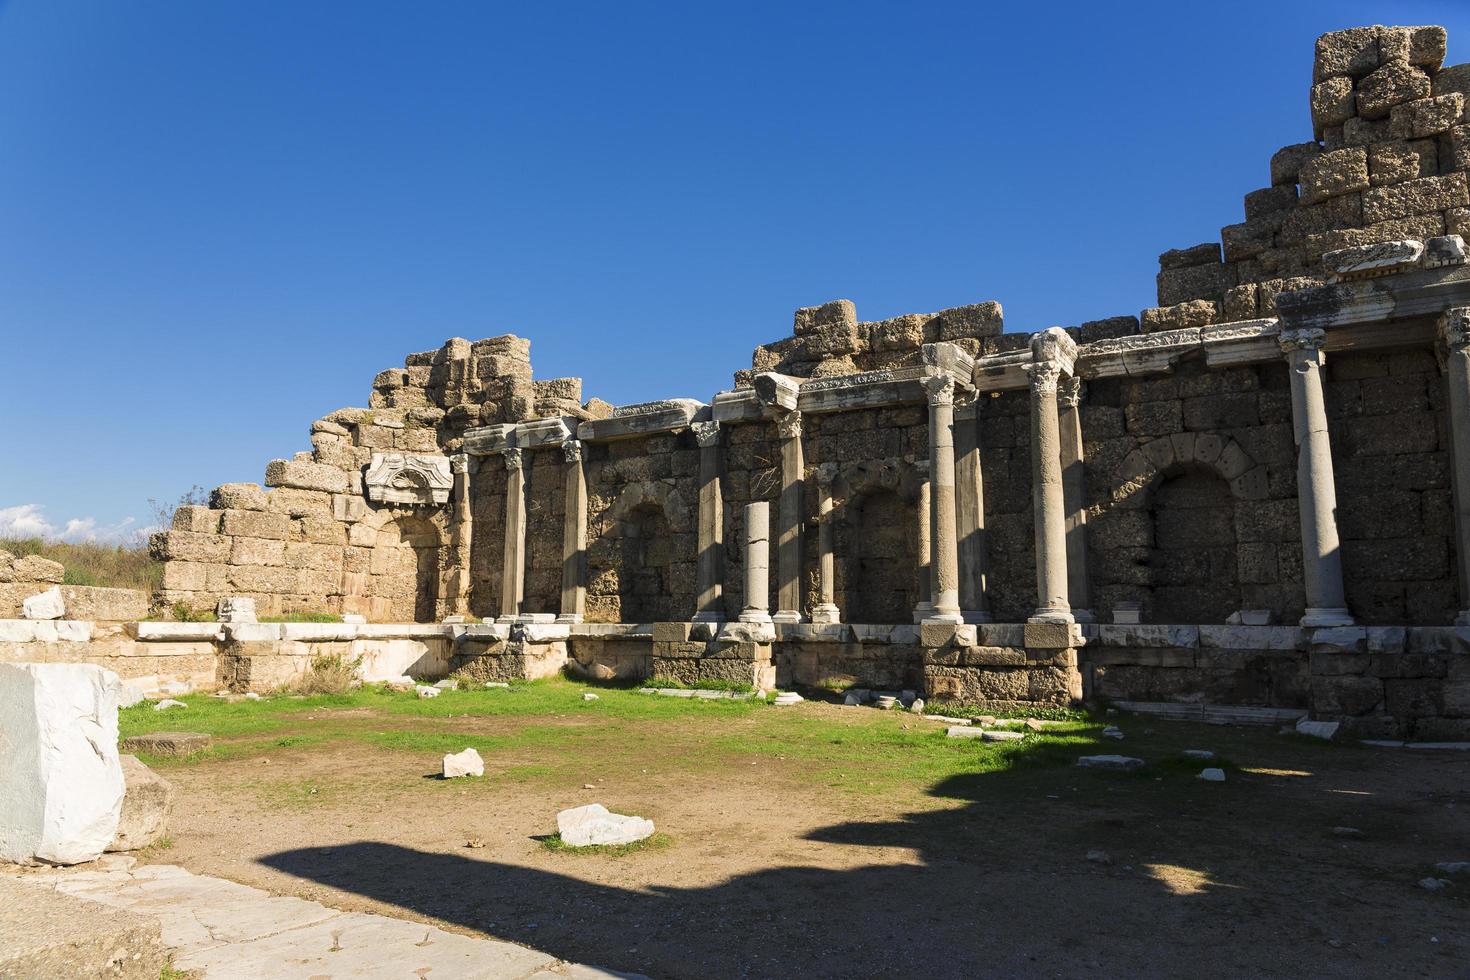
[503,448,523,471]
[1278,327,1327,355]
[1440,307,1470,351]
[561,440,583,464]
[1027,360,1063,395]
[921,375,955,407]
[1057,377,1084,409]
[691,420,722,448]
[776,410,803,439]
[450,453,470,475]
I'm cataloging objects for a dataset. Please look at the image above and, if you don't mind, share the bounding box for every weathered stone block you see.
[150,530,230,564]
[1389,93,1464,139]
[1310,77,1355,135]
[220,508,291,541]
[1140,300,1216,333]
[172,506,220,533]
[211,482,267,511]
[1314,27,1381,82]
[1270,142,1321,186]
[264,459,349,494]
[1156,263,1226,307]
[1356,61,1432,120]
[1299,148,1369,206]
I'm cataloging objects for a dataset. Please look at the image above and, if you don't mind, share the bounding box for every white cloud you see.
[0,504,138,545]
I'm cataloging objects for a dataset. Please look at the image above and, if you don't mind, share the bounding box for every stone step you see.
[0,876,165,979]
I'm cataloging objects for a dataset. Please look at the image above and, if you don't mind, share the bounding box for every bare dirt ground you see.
[141,702,1470,979]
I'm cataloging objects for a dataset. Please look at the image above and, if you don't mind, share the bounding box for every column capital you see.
[775,410,803,439]
[450,453,470,475]
[1279,327,1327,355]
[561,440,583,464]
[692,420,722,447]
[921,375,956,406]
[1027,360,1064,395]
[1440,307,1470,351]
[813,461,839,489]
[503,448,524,471]
[1057,376,1085,409]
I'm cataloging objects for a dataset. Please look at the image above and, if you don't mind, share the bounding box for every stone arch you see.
[601,480,695,623]
[1111,433,1265,508]
[365,512,443,623]
[831,457,923,625]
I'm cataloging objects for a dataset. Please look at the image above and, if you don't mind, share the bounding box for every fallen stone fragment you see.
[415,685,440,699]
[465,838,485,848]
[909,698,925,714]
[433,678,458,690]
[243,692,262,701]
[151,699,186,711]
[119,732,211,757]
[843,692,863,706]
[1435,861,1470,874]
[947,726,987,739]
[1077,755,1145,771]
[1419,877,1450,891]
[382,676,414,691]
[442,748,484,779]
[923,714,972,725]
[1023,718,1044,732]
[983,730,1025,742]
[556,803,655,847]
[1296,718,1340,740]
[22,587,65,621]
[1199,768,1226,782]
[113,679,146,709]
[1086,850,1112,865]
[773,692,803,706]
[484,681,510,689]
[582,693,599,701]
[1183,749,1215,759]
[1103,726,1125,740]
[1331,826,1364,838]
[108,755,173,851]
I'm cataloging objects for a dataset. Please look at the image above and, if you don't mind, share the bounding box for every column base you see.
[738,609,773,624]
[554,613,583,625]
[1300,608,1354,627]
[923,608,964,625]
[1028,606,1075,625]
[809,604,841,625]
[772,609,803,624]
[911,602,934,624]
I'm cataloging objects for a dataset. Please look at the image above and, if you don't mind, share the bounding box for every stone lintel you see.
[576,399,707,442]
[1275,263,1470,332]
[514,417,574,448]
[753,372,801,411]
[710,388,764,422]
[462,423,517,456]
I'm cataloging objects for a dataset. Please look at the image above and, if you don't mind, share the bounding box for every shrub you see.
[295,653,362,695]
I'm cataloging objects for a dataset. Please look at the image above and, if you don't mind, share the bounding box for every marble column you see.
[922,376,964,624]
[1441,309,1470,624]
[692,421,726,623]
[773,411,805,623]
[955,399,991,623]
[912,461,933,623]
[556,440,587,624]
[738,501,772,624]
[1280,327,1353,627]
[1028,361,1073,624]
[810,463,840,624]
[446,453,474,616]
[1057,377,1094,623]
[497,448,526,624]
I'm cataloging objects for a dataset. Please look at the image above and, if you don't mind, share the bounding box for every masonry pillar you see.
[922,376,963,624]
[1057,377,1093,623]
[691,421,726,623]
[913,461,933,623]
[955,400,991,623]
[1280,327,1353,627]
[556,440,587,624]
[446,453,474,616]
[1441,309,1470,624]
[810,463,840,624]
[1028,358,1072,625]
[497,448,526,623]
[738,501,772,624]
[773,411,805,623]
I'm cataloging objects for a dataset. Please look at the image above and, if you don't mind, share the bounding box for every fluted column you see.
[773,411,805,623]
[1028,359,1072,624]
[810,463,840,624]
[691,421,726,623]
[922,375,963,624]
[1442,309,1470,624]
[738,501,772,624]
[956,400,991,623]
[1281,327,1353,627]
[446,453,474,616]
[1057,377,1093,623]
[913,460,933,623]
[497,448,527,623]
[556,440,587,624]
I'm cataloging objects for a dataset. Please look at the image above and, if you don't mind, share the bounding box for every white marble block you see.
[0,663,125,865]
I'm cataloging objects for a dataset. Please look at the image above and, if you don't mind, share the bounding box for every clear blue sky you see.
[2,1,1467,543]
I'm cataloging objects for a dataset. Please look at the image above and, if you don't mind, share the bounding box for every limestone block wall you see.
[0,550,149,621]
[976,388,1037,622]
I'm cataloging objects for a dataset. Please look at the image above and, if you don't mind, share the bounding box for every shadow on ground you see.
[259,741,1470,980]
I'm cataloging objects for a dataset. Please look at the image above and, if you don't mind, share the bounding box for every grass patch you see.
[539,831,672,856]
[645,676,755,693]
[260,611,344,623]
[0,535,161,591]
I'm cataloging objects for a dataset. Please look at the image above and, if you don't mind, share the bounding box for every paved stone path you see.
[13,858,641,979]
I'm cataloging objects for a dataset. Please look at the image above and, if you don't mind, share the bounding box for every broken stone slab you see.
[1183,749,1215,760]
[577,399,705,442]
[0,663,124,865]
[442,748,484,779]
[582,692,599,701]
[484,681,510,689]
[1419,877,1450,891]
[151,699,186,711]
[433,678,458,690]
[1225,609,1274,625]
[1296,718,1341,740]
[415,685,440,699]
[946,726,986,739]
[874,695,898,710]
[108,755,173,852]
[119,732,211,757]
[1076,755,1145,771]
[22,586,65,621]
[1103,726,1125,740]
[1435,861,1470,875]
[909,698,925,714]
[1323,238,1424,279]
[0,877,166,980]
[555,803,655,847]
[1423,234,1468,268]
[1198,768,1226,782]
[215,596,257,623]
[981,730,1025,742]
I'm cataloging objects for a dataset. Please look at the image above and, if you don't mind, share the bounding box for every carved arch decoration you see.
[364,452,454,506]
[1110,433,1266,508]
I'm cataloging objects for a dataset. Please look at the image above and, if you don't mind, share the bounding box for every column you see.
[912,461,933,623]
[810,463,840,624]
[446,453,474,616]
[1441,309,1470,624]
[556,440,587,624]
[956,400,991,623]
[738,501,772,624]
[1057,377,1093,623]
[692,421,726,622]
[1280,327,1353,627]
[1028,361,1072,623]
[773,411,805,623]
[922,376,963,624]
[497,448,526,623]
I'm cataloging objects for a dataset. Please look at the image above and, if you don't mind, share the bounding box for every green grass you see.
[539,831,672,856]
[644,676,756,693]
[0,535,161,591]
[260,611,344,623]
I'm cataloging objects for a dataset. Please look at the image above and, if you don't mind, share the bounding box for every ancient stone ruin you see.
[5,25,1470,739]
